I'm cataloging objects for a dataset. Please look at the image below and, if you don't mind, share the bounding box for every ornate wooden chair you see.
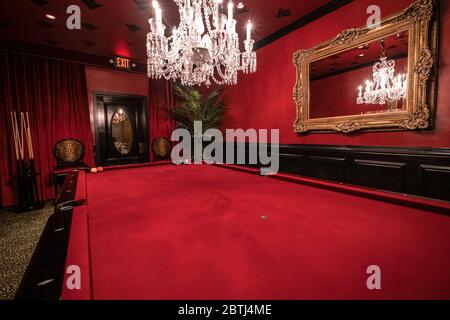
[54,139,87,168]
[152,137,172,160]
[53,139,89,196]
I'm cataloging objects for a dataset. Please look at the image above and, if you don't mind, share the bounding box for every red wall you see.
[85,66,149,136]
[223,0,450,148]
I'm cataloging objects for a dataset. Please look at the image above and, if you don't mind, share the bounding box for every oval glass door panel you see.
[111,108,133,155]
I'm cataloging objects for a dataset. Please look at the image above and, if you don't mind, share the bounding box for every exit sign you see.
[114,57,131,70]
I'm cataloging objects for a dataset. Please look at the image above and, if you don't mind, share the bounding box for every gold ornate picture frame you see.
[293,0,439,134]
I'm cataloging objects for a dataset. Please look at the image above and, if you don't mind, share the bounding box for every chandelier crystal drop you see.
[356,40,407,105]
[147,0,257,86]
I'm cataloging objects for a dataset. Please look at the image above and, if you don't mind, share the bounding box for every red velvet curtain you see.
[148,79,175,161]
[0,50,94,207]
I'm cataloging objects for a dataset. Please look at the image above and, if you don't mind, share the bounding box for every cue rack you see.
[10,111,43,213]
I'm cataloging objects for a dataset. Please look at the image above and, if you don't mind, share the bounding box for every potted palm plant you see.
[170,85,226,135]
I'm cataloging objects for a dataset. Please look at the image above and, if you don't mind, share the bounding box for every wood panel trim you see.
[255,0,353,49]
[354,159,407,168]
[228,143,450,201]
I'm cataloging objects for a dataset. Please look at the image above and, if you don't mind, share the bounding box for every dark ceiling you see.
[311,30,410,79]
[0,0,332,63]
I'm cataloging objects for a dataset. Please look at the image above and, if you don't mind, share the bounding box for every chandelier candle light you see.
[147,0,257,86]
[112,109,127,124]
[356,39,408,106]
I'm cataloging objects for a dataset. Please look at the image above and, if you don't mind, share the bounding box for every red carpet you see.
[85,164,450,300]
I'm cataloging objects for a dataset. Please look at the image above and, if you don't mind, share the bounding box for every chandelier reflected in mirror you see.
[112,109,127,124]
[147,0,257,86]
[356,40,407,106]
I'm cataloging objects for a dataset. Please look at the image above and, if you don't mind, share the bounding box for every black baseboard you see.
[223,143,450,202]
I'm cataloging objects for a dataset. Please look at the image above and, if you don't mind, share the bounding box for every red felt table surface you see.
[82,164,450,300]
[62,205,91,300]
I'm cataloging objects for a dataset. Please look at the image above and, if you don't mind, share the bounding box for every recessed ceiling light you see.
[45,14,56,20]
[237,2,245,9]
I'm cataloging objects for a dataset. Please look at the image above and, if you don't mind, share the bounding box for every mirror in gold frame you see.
[111,108,134,155]
[293,0,438,134]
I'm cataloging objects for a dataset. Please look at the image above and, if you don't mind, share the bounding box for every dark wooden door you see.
[94,93,149,166]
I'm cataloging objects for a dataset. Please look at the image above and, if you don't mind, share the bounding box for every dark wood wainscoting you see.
[224,143,450,201]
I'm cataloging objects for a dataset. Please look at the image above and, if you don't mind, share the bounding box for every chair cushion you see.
[55,139,85,165]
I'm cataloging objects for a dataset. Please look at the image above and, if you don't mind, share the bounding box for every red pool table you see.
[61,162,450,300]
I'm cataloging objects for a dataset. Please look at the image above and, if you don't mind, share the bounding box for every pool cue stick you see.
[21,113,30,159]
[21,112,32,160]
[25,112,34,160]
[24,112,40,204]
[12,111,28,209]
[15,111,24,160]
[20,113,30,206]
[20,112,25,160]
[10,112,19,161]
[12,111,20,160]
[13,111,24,160]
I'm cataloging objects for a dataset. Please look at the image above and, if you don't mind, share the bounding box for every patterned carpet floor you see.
[0,204,53,300]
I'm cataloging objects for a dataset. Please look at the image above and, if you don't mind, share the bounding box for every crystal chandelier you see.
[356,40,407,105]
[147,0,257,86]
